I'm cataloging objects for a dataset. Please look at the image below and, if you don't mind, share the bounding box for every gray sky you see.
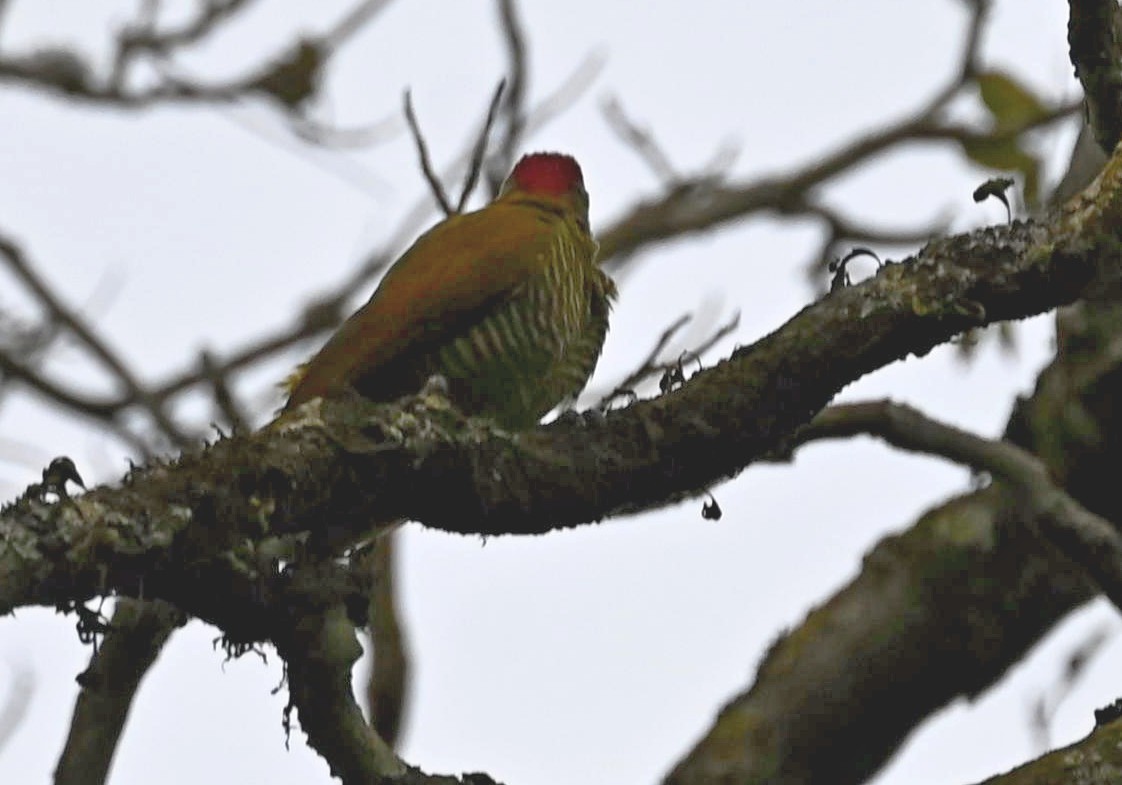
[0,2,1106,784]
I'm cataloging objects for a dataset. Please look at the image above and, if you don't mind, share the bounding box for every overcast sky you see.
[0,2,1109,784]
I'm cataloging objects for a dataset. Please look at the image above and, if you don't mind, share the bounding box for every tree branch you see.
[663,285,1122,785]
[363,536,411,748]
[596,100,1079,267]
[1068,0,1122,151]
[797,401,1122,609]
[661,137,1122,782]
[54,600,184,785]
[270,561,405,784]
[6,143,1122,621]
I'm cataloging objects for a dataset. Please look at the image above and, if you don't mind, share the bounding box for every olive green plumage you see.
[285,152,615,429]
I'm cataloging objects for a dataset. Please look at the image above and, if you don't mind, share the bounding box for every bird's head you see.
[500,152,589,215]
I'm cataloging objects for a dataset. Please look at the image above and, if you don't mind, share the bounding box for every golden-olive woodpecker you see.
[284,152,616,427]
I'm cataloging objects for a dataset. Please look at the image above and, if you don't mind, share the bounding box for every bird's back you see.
[286,194,615,428]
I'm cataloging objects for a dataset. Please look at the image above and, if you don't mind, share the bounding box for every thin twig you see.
[109,0,162,88]
[597,99,1080,268]
[351,51,604,282]
[522,50,605,137]
[0,233,191,448]
[1028,624,1113,751]
[402,90,454,216]
[117,0,251,55]
[321,0,396,52]
[594,310,740,408]
[493,0,529,179]
[457,80,507,212]
[287,111,402,149]
[200,350,251,433]
[602,95,680,185]
[597,314,690,408]
[957,0,990,82]
[0,350,154,456]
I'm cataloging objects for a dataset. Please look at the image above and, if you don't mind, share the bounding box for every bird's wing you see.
[286,200,559,408]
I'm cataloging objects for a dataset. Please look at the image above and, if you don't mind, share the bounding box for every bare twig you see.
[321,0,396,52]
[200,350,251,433]
[957,0,990,83]
[596,99,1080,268]
[590,0,1065,272]
[116,0,252,60]
[2,1,357,114]
[0,233,191,448]
[0,350,114,421]
[0,270,123,414]
[0,348,154,457]
[594,311,740,408]
[491,0,529,185]
[54,600,183,785]
[522,50,605,136]
[342,57,605,283]
[456,80,507,212]
[0,25,274,109]
[602,95,680,185]
[596,314,690,407]
[1028,624,1113,751]
[110,0,161,87]
[403,91,454,216]
[287,112,402,149]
